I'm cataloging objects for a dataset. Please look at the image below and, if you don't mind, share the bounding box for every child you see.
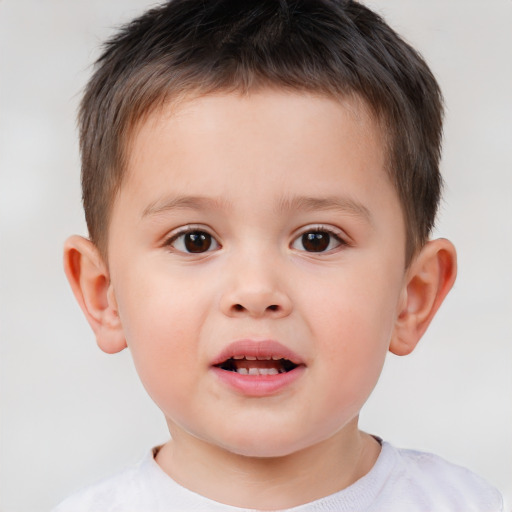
[56,0,504,510]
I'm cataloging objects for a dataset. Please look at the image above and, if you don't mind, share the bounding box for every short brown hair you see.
[79,0,443,262]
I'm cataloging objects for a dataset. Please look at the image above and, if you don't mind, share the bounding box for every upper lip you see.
[211,339,304,367]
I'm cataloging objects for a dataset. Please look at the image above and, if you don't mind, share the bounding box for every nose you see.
[219,256,293,319]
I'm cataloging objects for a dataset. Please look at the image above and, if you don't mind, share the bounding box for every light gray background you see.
[1,1,511,511]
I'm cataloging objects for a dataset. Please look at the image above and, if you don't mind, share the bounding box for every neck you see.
[155,420,381,510]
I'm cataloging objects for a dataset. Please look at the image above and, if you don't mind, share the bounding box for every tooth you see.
[245,356,256,360]
[257,355,271,360]
[248,368,259,375]
[237,368,249,375]
[232,355,244,360]
[258,368,278,375]
[272,355,282,360]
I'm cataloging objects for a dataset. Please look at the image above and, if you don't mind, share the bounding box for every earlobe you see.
[390,238,457,356]
[63,235,127,354]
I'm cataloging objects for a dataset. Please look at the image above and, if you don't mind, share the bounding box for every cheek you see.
[305,269,401,398]
[115,261,205,342]
[306,270,399,348]
[113,270,206,402]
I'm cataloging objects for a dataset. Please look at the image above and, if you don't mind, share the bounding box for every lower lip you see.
[211,366,305,397]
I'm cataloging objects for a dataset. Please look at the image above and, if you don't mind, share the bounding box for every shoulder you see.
[51,448,235,512]
[379,442,504,511]
[52,463,143,512]
[52,450,167,512]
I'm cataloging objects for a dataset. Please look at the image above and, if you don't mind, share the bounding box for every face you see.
[107,91,408,458]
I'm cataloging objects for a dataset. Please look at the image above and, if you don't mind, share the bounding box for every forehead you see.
[116,90,399,229]
[125,90,386,184]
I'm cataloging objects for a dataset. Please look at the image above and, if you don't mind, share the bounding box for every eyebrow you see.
[142,195,229,218]
[276,195,373,223]
[142,193,372,224]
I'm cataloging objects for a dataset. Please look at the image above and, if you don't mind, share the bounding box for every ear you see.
[63,235,127,354]
[390,238,457,356]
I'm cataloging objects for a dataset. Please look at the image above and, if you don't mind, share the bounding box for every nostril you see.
[227,302,288,317]
[232,304,279,313]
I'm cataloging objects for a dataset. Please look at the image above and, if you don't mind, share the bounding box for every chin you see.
[214,428,320,459]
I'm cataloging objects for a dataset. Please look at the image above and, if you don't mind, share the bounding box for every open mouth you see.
[215,355,299,376]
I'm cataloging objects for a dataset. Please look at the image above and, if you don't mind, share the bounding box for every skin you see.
[65,90,456,509]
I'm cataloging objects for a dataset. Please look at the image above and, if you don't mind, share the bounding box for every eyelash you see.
[291,225,348,253]
[164,225,348,254]
[164,226,220,254]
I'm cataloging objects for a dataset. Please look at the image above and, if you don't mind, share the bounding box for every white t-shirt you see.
[53,441,503,511]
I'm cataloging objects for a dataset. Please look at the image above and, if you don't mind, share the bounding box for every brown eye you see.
[169,230,220,253]
[301,232,330,252]
[291,229,344,253]
[184,232,212,252]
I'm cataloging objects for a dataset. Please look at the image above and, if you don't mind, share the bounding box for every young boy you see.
[56,0,504,510]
